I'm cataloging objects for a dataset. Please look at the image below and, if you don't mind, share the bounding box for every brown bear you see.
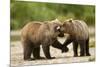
[61,19,91,57]
[21,20,68,61]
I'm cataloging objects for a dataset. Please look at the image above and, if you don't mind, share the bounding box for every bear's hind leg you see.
[33,46,45,59]
[79,40,85,56]
[23,42,33,61]
[86,38,91,56]
[73,41,78,57]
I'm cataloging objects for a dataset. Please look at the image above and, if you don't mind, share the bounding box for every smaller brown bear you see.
[61,19,91,57]
[21,20,68,61]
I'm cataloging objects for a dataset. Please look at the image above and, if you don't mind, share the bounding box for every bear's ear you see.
[68,19,73,22]
[55,26,61,32]
[65,18,73,23]
[51,18,59,23]
[56,26,60,30]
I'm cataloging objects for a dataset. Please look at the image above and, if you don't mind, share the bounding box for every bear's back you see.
[72,20,89,40]
[21,22,42,42]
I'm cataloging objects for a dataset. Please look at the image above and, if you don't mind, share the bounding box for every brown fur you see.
[21,21,68,60]
[62,19,91,56]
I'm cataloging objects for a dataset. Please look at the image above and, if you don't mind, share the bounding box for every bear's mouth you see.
[58,31,64,37]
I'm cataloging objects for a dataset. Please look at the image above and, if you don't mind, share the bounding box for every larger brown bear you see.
[21,20,68,61]
[61,19,91,57]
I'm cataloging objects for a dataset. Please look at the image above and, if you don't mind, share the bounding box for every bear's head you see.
[61,19,73,34]
[51,19,64,37]
[49,19,64,37]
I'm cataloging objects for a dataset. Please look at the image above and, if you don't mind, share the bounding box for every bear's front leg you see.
[73,41,78,57]
[42,45,55,59]
[62,45,69,53]
[33,46,45,60]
